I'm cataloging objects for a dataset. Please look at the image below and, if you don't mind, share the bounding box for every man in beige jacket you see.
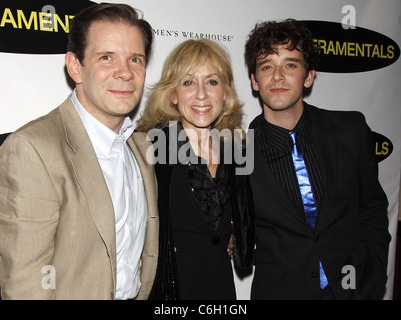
[0,4,158,299]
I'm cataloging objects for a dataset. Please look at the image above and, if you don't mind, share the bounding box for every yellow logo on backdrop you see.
[303,20,400,73]
[0,1,95,54]
[314,39,395,60]
[0,7,74,33]
[372,132,393,162]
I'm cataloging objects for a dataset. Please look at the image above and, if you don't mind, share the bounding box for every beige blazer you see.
[0,97,159,299]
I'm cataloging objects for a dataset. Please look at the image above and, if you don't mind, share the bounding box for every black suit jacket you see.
[249,103,390,300]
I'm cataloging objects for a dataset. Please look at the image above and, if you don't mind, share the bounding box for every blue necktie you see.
[290,131,328,289]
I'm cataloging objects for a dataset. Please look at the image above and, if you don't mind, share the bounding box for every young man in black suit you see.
[245,19,390,299]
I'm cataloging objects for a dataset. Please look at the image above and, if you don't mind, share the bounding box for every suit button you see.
[314,235,319,241]
[311,272,318,278]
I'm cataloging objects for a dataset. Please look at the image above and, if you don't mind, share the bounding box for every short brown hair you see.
[67,3,153,64]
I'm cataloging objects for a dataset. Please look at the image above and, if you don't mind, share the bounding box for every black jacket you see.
[148,124,255,299]
[249,103,390,299]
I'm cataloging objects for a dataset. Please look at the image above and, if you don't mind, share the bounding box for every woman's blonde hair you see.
[136,39,244,137]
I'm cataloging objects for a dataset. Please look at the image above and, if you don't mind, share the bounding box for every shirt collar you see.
[294,106,313,144]
[260,104,313,151]
[70,89,134,156]
[260,116,290,151]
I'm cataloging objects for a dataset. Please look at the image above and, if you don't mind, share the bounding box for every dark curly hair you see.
[244,19,319,79]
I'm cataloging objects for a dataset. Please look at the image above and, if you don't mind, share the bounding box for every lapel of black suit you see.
[306,103,338,231]
[252,122,307,227]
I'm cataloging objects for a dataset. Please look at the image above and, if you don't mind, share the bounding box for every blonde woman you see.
[137,39,254,300]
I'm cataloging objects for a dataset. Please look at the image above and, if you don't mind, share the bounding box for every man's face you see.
[251,45,314,116]
[67,20,146,132]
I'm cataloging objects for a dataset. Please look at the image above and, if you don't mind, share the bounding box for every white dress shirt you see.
[71,90,147,299]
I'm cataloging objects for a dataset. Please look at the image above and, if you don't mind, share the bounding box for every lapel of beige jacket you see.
[59,98,158,299]
[59,98,117,290]
[127,132,159,300]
